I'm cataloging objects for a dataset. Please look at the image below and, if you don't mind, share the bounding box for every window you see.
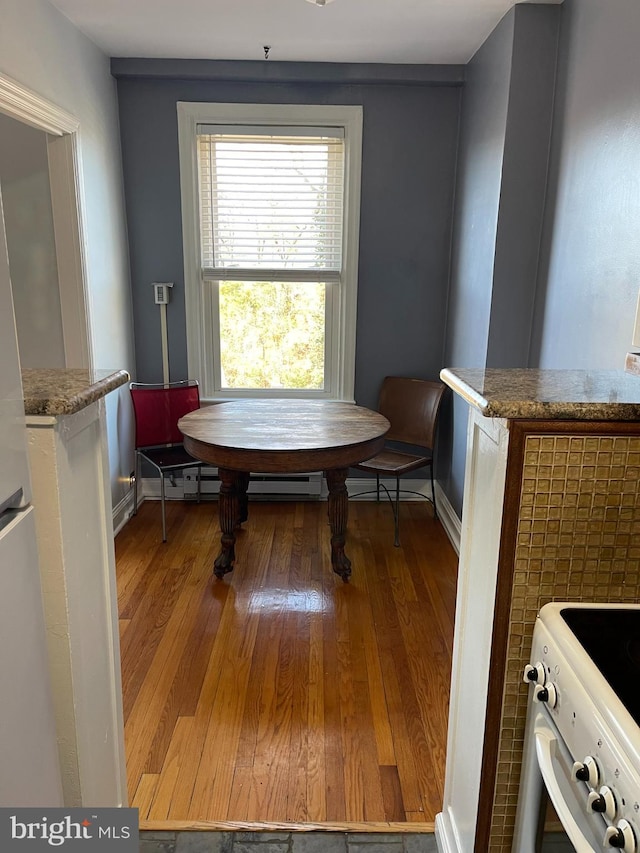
[177,103,363,401]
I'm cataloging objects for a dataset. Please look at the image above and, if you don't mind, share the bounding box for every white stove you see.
[514,603,640,852]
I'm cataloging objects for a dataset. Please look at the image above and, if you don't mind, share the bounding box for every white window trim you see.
[177,102,363,403]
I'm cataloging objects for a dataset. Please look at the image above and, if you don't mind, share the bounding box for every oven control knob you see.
[588,786,617,819]
[572,756,600,787]
[523,661,545,685]
[533,681,557,708]
[604,819,637,851]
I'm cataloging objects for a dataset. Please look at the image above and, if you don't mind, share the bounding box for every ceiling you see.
[47,0,560,66]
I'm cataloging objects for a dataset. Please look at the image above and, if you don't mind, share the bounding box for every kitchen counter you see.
[438,367,640,853]
[21,368,129,416]
[440,367,640,420]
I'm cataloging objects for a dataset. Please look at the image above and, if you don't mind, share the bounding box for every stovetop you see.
[561,607,640,726]
[537,602,640,767]
[527,604,640,853]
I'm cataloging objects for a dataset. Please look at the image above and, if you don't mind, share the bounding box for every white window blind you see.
[179,102,362,401]
[196,127,345,276]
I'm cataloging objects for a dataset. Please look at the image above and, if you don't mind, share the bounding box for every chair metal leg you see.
[394,475,401,547]
[160,473,167,543]
[376,473,380,501]
[197,466,202,504]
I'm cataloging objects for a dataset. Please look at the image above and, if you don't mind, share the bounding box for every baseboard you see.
[128,475,462,558]
[138,475,435,502]
[433,482,461,556]
[435,812,460,853]
[112,486,137,536]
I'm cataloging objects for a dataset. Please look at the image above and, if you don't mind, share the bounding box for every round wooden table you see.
[178,400,390,581]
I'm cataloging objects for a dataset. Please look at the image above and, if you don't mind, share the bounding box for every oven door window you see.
[534,714,607,852]
[539,792,582,850]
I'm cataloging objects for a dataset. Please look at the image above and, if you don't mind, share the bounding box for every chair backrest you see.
[130,380,200,448]
[378,376,445,450]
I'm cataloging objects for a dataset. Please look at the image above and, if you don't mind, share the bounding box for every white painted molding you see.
[434,481,461,555]
[112,487,136,537]
[435,811,460,853]
[26,404,127,806]
[0,72,78,135]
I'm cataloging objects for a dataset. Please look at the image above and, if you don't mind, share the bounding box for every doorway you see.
[0,75,91,370]
[0,71,126,806]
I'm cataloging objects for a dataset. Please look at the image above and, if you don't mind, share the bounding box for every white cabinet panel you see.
[0,507,63,806]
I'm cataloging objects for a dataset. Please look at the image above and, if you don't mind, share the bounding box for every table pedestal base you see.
[212,467,352,582]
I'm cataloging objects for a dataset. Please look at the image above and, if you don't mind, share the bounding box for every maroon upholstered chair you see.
[130,380,204,542]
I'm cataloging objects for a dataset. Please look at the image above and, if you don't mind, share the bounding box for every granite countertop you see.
[22,368,130,416]
[440,368,640,421]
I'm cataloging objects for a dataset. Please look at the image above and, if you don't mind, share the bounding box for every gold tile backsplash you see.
[489,433,640,852]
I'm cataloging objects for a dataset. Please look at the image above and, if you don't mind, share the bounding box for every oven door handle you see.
[535,724,598,853]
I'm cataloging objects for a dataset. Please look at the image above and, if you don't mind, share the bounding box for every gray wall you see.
[113,64,461,412]
[486,6,559,369]
[0,114,65,368]
[441,4,560,515]
[441,12,515,517]
[2,0,637,531]
[530,0,640,369]
[442,0,640,520]
[0,0,136,518]
[444,14,515,376]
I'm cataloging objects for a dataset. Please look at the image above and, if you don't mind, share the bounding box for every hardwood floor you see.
[115,497,458,828]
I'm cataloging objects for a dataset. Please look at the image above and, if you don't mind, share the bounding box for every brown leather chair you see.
[354,376,446,546]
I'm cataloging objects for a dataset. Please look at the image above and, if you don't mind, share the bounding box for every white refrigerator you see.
[0,188,64,805]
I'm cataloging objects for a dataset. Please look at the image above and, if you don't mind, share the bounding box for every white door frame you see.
[0,72,126,806]
[0,72,92,369]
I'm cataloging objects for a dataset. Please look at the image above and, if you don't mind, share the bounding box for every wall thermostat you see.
[152,282,173,304]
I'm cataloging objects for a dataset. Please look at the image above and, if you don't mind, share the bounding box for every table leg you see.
[325,467,351,582]
[238,471,250,525]
[213,467,244,579]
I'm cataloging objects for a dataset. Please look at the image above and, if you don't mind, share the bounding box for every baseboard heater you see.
[183,466,323,499]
